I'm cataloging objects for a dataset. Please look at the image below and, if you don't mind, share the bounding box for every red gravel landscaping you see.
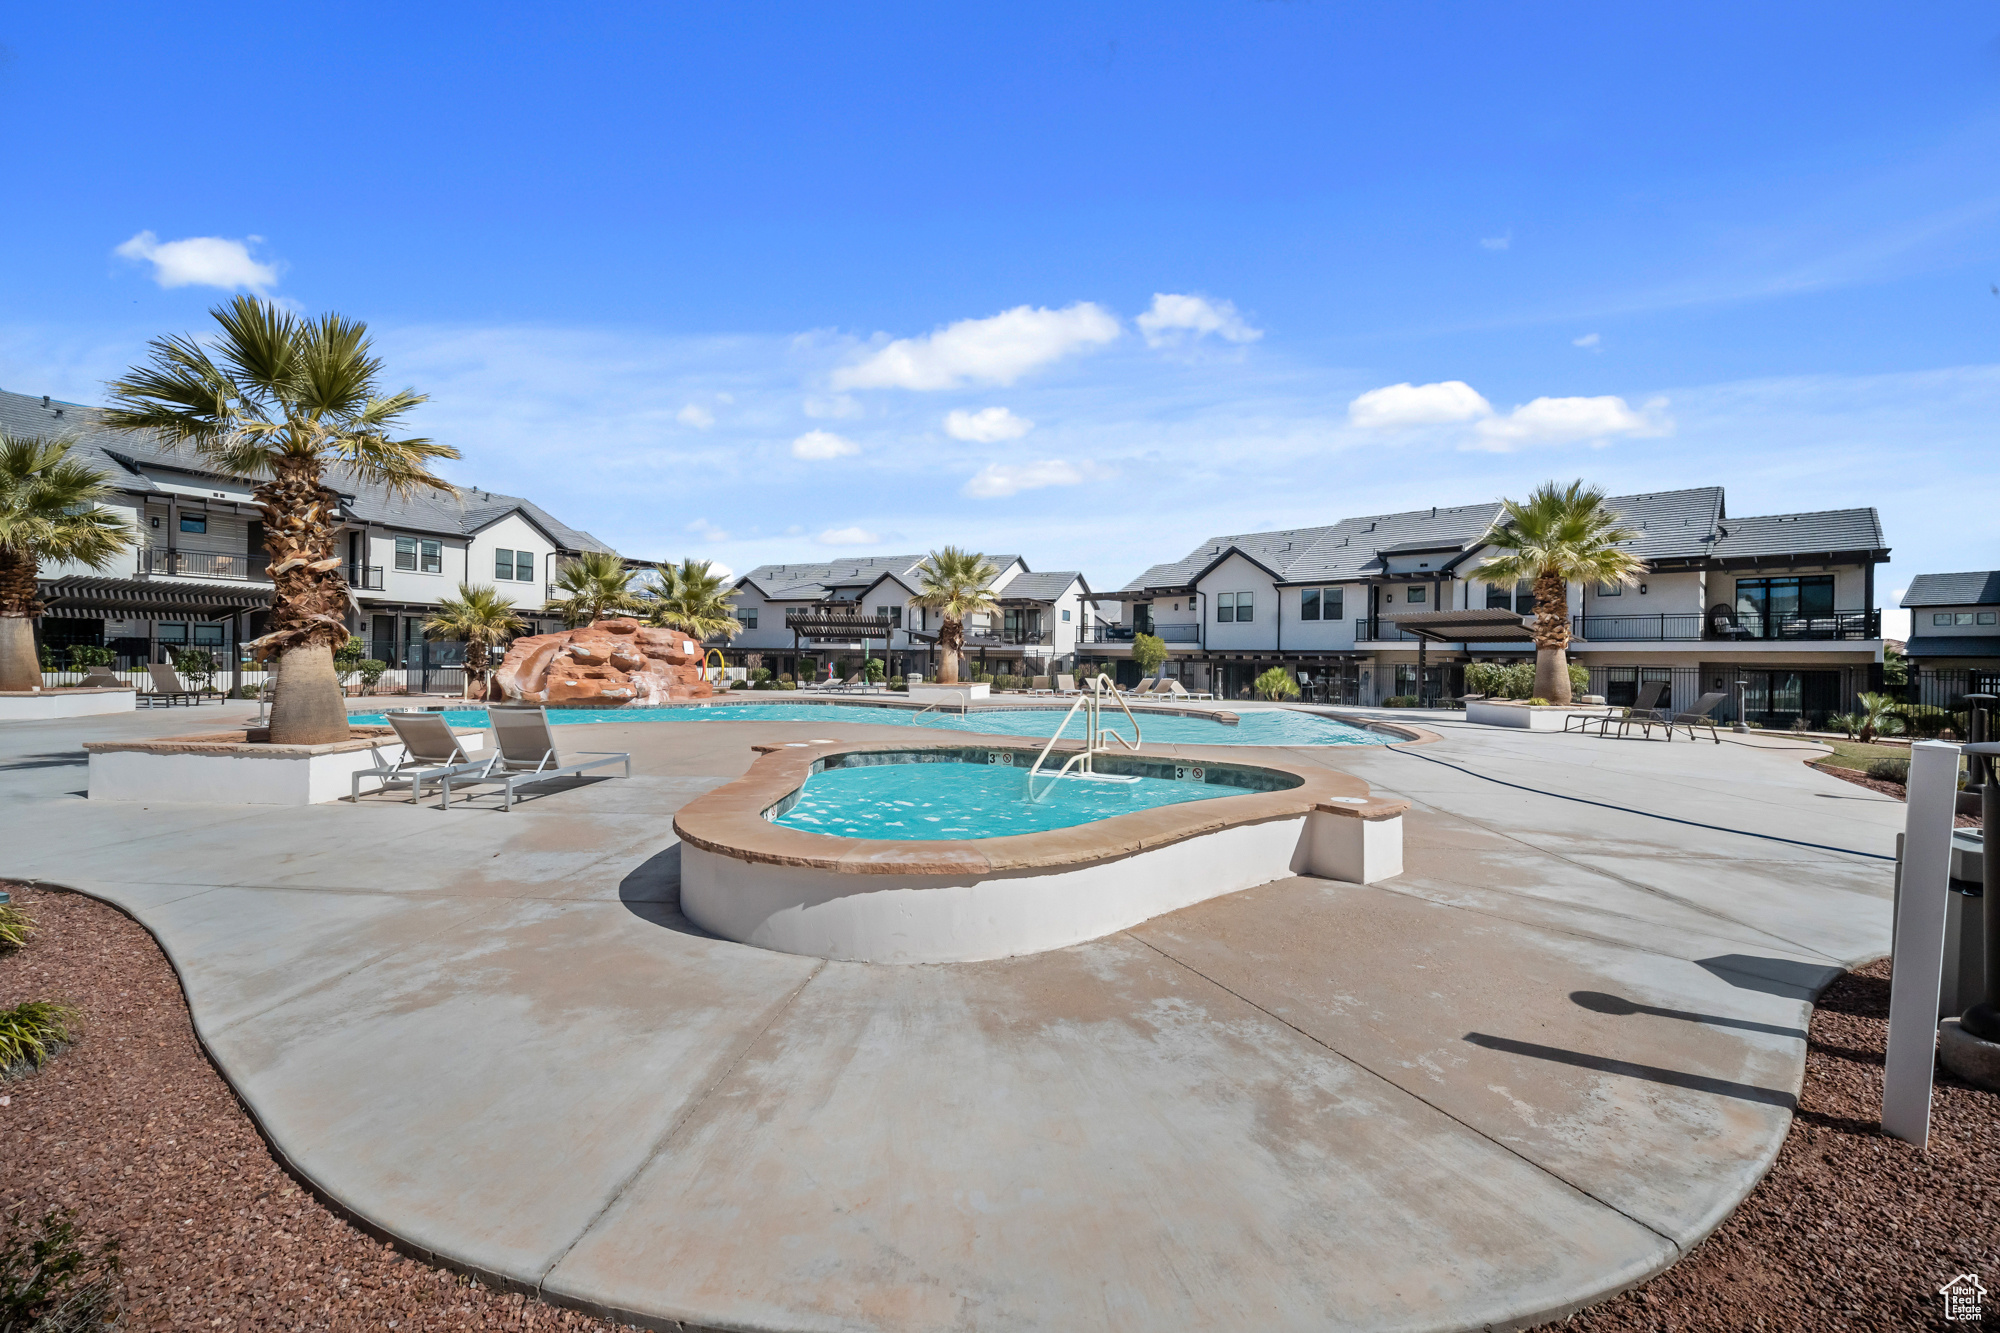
[0,883,637,1331]
[1549,957,1999,1332]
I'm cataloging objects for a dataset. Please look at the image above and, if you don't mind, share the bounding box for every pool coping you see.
[673,739,1408,878]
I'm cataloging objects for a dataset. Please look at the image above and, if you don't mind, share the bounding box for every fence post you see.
[1882,740,1964,1145]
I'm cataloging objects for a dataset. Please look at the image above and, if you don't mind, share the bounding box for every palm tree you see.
[1474,481,1646,705]
[102,296,457,743]
[425,584,527,701]
[1853,691,1905,744]
[912,546,1000,685]
[0,435,137,691]
[642,559,742,641]
[546,550,640,627]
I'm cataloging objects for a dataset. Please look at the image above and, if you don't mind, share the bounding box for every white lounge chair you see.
[1127,679,1159,699]
[442,704,631,810]
[1156,680,1214,703]
[351,711,489,803]
[1028,675,1053,695]
[1054,673,1079,696]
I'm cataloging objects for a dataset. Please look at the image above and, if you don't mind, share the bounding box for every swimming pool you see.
[770,758,1244,841]
[348,702,1392,747]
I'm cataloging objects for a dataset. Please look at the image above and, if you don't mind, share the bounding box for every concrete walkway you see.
[0,701,1898,1332]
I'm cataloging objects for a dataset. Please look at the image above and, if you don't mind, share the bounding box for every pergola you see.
[1378,608,1540,702]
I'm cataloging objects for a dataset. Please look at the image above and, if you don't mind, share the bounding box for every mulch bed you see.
[0,883,637,1331]
[1810,761,1982,828]
[1552,957,2000,1331]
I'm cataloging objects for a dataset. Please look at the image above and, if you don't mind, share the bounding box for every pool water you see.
[348,702,1390,747]
[769,761,1240,840]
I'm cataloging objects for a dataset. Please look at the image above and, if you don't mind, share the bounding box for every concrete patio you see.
[0,700,1898,1332]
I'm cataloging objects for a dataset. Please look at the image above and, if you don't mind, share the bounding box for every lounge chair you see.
[1594,680,1672,739]
[441,704,631,810]
[143,662,205,707]
[79,666,125,689]
[1028,675,1053,695]
[351,712,490,803]
[1054,673,1079,696]
[1127,679,1158,699]
[1670,691,1729,743]
[1155,680,1199,703]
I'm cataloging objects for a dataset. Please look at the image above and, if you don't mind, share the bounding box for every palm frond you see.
[210,294,304,399]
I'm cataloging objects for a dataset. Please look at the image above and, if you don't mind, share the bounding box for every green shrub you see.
[0,1001,79,1074]
[1131,633,1168,677]
[865,658,886,683]
[777,673,793,684]
[975,673,995,685]
[1382,695,1418,708]
[0,904,31,952]
[36,644,58,671]
[172,647,219,690]
[780,680,798,690]
[1253,667,1300,701]
[0,1206,121,1331]
[1899,704,1950,739]
[356,659,388,692]
[1826,712,1862,739]
[751,667,773,684]
[1866,756,1910,784]
[66,645,116,670]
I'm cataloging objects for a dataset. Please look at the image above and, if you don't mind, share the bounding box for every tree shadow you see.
[1570,990,1807,1040]
[1462,1032,1797,1108]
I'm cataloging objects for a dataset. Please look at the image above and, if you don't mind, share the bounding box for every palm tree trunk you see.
[1530,570,1574,704]
[0,547,43,692]
[465,642,488,701]
[936,619,962,684]
[258,458,353,745]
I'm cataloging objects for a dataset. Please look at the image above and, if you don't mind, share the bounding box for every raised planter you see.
[84,725,483,805]
[906,681,990,704]
[0,687,137,720]
[674,740,1407,964]
[1466,698,1610,732]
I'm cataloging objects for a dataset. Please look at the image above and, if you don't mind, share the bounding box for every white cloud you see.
[677,403,715,428]
[1347,380,1494,429]
[962,459,1112,499]
[830,302,1120,391]
[803,393,862,419]
[1479,233,1512,251]
[1572,333,1601,349]
[1135,293,1263,348]
[1471,395,1671,450]
[113,231,280,292]
[817,525,880,545]
[687,517,730,542]
[791,429,860,460]
[945,406,1035,442]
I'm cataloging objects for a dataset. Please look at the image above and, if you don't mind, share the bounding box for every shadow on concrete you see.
[1569,990,1806,1040]
[1462,1032,1797,1109]
[617,844,718,940]
[1696,954,1841,1000]
[0,752,88,771]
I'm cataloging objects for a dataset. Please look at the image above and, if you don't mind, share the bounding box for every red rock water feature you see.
[491,618,714,706]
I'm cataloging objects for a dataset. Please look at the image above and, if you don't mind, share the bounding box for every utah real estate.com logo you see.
[1939,1273,1986,1323]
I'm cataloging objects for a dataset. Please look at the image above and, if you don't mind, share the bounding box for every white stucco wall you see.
[468,513,559,611]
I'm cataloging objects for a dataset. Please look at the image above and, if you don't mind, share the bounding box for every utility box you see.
[1894,829,1986,1020]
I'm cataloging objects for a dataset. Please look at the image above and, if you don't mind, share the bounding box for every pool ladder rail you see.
[1025,675,1145,803]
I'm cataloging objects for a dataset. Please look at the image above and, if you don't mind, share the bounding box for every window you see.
[1408,586,1427,605]
[193,624,224,647]
[1982,612,1998,626]
[1734,575,1833,636]
[1216,593,1234,623]
[1300,589,1320,621]
[1323,589,1343,621]
[157,622,187,644]
[878,605,901,627]
[395,537,418,571]
[1957,612,1976,626]
[1596,580,1622,597]
[420,540,441,574]
[496,548,515,580]
[179,514,207,534]
[740,606,758,630]
[1935,612,1953,626]
[515,550,533,582]
[1060,608,1071,622]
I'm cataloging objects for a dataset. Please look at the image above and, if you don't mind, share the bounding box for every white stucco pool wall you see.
[0,688,136,720]
[681,806,1402,964]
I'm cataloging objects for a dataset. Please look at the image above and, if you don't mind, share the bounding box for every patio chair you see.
[79,666,125,689]
[1155,680,1199,703]
[351,712,490,804]
[1054,674,1080,696]
[143,662,204,707]
[1127,679,1158,699]
[1028,676,1053,695]
[441,704,631,811]
[1558,691,1619,734]
[1670,691,1729,743]
[1594,680,1673,740]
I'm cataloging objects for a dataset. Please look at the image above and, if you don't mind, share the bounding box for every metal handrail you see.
[1026,674,1144,802]
[913,688,969,716]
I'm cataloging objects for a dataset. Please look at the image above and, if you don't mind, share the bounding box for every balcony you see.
[137,548,269,581]
[348,564,385,591]
[1354,610,1884,644]
[1081,623,1199,645]
[1354,617,1424,642]
[1083,624,1135,643]
[963,627,1053,647]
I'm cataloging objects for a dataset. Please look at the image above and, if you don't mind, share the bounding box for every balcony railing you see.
[964,628,1053,647]
[1081,623,1200,644]
[1354,617,1424,642]
[348,564,385,591]
[1083,624,1135,643]
[1703,609,1880,642]
[137,548,269,581]
[1353,610,1884,644]
[1572,613,1704,641]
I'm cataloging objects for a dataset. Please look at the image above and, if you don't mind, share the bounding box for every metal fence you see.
[1904,669,2000,714]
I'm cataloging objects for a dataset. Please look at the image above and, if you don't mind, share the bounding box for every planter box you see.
[907,682,990,704]
[0,687,136,720]
[1466,698,1610,732]
[85,725,484,805]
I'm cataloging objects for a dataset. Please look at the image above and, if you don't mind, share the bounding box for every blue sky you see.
[4,4,1998,633]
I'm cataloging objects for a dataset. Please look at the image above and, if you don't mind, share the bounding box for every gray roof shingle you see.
[995,571,1084,602]
[1901,572,2000,608]
[0,386,615,554]
[740,553,1027,601]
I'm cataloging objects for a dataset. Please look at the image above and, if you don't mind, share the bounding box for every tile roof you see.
[1904,634,2000,658]
[995,570,1085,602]
[1901,571,2000,608]
[0,386,614,554]
[740,554,1026,601]
[1118,486,1885,592]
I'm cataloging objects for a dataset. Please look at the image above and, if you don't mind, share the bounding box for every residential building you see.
[1899,571,2000,690]
[5,387,615,685]
[1090,486,1890,727]
[723,555,1102,680]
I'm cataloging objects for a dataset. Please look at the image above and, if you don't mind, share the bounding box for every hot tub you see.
[674,741,1407,964]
